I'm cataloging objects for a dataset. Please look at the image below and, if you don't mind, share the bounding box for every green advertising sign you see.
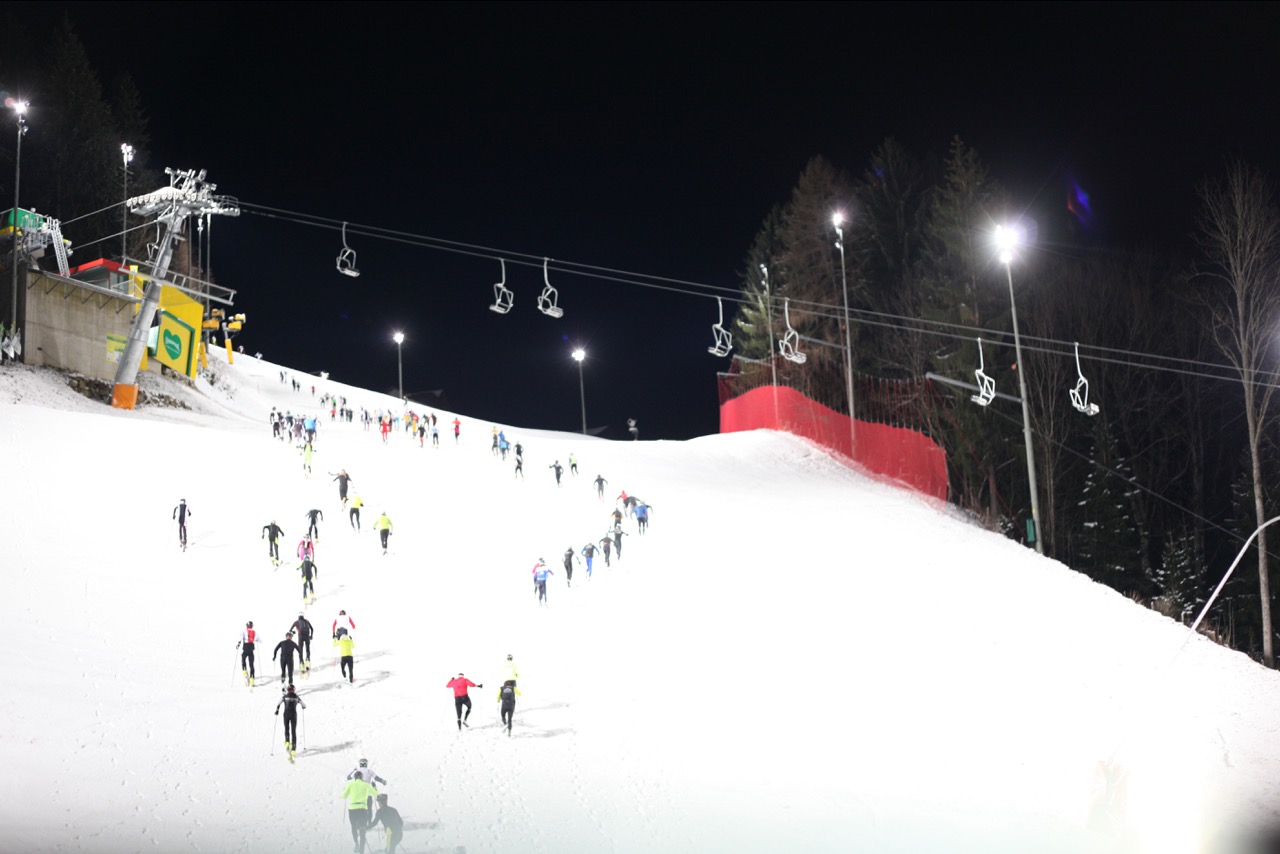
[155,310,197,377]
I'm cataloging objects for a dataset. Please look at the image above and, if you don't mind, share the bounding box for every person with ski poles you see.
[502,653,519,686]
[452,417,461,443]
[367,793,404,854]
[609,507,623,529]
[334,631,357,684]
[497,680,521,736]
[345,758,387,814]
[568,452,578,476]
[237,621,257,686]
[291,613,314,674]
[342,771,378,852]
[172,499,191,549]
[333,609,356,639]
[532,558,554,605]
[562,547,580,587]
[548,460,564,487]
[581,542,598,578]
[274,631,302,684]
[593,474,607,500]
[262,520,284,566]
[514,453,524,479]
[446,672,483,730]
[275,683,306,762]
[331,470,353,507]
[346,757,388,793]
[374,512,393,554]
[299,555,319,606]
[612,525,628,559]
[597,535,612,567]
[304,508,324,541]
[348,495,363,531]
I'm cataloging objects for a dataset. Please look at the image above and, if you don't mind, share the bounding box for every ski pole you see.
[232,650,239,687]
[270,713,278,756]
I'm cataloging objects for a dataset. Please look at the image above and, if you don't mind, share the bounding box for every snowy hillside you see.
[4,351,1280,854]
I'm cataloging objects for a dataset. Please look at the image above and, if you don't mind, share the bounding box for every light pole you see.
[393,331,404,402]
[121,143,134,262]
[572,347,587,434]
[8,98,28,341]
[832,212,856,456]
[996,224,1044,555]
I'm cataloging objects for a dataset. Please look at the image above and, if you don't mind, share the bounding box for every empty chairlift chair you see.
[490,258,514,314]
[336,221,360,278]
[1069,341,1100,415]
[971,338,996,406]
[537,257,563,318]
[707,297,733,357]
[778,298,807,364]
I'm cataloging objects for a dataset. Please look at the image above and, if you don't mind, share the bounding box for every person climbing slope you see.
[275,683,306,762]
[446,672,483,730]
[262,520,284,566]
[172,499,191,549]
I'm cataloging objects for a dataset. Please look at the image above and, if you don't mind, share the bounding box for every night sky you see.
[7,2,1280,438]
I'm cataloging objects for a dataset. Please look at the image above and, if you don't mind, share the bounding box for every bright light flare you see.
[8,99,28,116]
[393,332,404,345]
[121,143,134,164]
[572,348,586,362]
[832,212,845,228]
[995,224,1023,265]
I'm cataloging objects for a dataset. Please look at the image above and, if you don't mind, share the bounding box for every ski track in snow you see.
[4,353,1280,853]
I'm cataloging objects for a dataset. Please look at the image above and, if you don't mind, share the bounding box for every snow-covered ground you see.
[4,350,1280,854]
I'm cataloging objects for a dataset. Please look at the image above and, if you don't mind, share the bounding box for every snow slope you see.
[3,351,1280,854]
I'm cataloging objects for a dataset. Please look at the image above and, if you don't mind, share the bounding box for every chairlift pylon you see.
[972,337,996,406]
[707,297,733,357]
[336,222,360,278]
[1070,341,1100,415]
[490,259,514,314]
[537,257,563,318]
[778,298,807,364]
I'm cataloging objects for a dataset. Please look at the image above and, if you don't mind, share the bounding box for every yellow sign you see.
[106,333,127,363]
[141,285,205,379]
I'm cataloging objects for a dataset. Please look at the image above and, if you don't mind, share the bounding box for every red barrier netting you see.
[718,362,948,502]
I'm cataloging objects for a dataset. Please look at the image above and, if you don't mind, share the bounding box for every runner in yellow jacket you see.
[334,634,356,683]
[373,512,393,554]
[341,772,378,851]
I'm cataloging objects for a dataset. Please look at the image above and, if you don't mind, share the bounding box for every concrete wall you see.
[24,270,136,383]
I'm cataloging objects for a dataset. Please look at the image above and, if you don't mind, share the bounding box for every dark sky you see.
[8,2,1280,438]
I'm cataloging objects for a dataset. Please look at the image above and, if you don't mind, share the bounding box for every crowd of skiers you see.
[187,376,667,852]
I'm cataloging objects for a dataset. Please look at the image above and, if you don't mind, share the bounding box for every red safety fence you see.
[718,372,949,502]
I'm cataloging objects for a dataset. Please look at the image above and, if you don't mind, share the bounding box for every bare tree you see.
[1194,161,1280,667]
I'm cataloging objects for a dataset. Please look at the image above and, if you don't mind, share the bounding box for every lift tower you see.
[110,168,238,409]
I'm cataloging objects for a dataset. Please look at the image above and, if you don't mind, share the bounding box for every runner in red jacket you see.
[446,673,483,730]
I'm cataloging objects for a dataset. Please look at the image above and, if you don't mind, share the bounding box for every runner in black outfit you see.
[275,684,306,757]
[304,508,323,540]
[172,499,191,548]
[274,632,302,684]
[291,613,314,672]
[332,470,353,507]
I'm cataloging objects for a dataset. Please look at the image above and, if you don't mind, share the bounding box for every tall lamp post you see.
[120,143,134,262]
[393,331,405,402]
[832,212,856,456]
[996,224,1043,555]
[572,347,587,434]
[8,98,28,340]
